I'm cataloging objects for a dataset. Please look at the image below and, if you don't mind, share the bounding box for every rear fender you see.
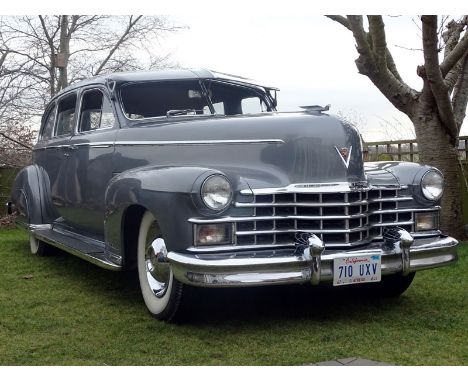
[9,165,48,227]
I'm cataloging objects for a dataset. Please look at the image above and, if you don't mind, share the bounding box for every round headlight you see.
[201,175,232,210]
[421,170,444,201]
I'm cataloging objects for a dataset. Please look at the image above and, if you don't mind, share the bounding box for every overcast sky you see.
[3,2,467,142]
[156,13,467,141]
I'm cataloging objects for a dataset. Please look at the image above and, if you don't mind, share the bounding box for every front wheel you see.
[29,233,48,256]
[137,211,184,321]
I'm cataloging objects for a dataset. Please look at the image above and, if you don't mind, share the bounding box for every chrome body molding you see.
[113,139,285,146]
[33,139,285,151]
[168,234,458,287]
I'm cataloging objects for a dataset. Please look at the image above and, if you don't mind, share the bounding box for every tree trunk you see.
[58,15,69,92]
[411,105,465,239]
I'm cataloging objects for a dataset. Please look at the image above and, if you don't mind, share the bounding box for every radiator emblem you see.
[334,146,352,168]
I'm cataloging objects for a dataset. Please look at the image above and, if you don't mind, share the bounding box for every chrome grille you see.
[233,188,415,248]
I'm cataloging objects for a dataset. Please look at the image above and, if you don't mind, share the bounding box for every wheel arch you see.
[9,164,50,227]
[120,204,146,271]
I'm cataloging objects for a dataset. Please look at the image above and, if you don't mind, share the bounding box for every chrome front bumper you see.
[168,232,458,287]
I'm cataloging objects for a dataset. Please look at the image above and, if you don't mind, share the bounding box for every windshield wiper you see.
[166,109,201,117]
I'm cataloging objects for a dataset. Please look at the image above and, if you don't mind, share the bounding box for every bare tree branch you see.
[325,15,350,30]
[452,54,468,130]
[94,15,143,76]
[421,15,458,140]
[367,16,387,66]
[329,15,417,115]
[0,131,32,149]
[440,27,468,76]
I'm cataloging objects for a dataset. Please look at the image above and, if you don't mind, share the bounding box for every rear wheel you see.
[137,211,184,321]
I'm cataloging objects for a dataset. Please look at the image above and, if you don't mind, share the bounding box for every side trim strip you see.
[113,139,285,146]
[33,139,285,151]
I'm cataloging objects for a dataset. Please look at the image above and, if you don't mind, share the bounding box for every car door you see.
[34,92,77,221]
[63,86,118,236]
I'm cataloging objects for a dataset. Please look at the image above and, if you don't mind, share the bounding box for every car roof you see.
[51,68,275,101]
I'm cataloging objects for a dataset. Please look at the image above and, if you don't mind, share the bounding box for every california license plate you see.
[333,255,381,286]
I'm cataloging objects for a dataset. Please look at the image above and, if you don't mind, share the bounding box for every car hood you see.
[116,112,366,190]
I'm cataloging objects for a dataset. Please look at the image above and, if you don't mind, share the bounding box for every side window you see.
[241,97,267,114]
[56,93,77,136]
[40,104,56,141]
[79,89,115,132]
[100,95,116,129]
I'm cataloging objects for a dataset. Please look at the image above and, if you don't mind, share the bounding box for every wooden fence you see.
[363,136,468,163]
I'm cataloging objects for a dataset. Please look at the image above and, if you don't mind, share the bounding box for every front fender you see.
[365,161,440,207]
[104,165,224,259]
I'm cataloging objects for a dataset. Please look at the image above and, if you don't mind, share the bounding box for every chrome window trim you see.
[53,92,79,138]
[38,103,58,142]
[76,87,116,134]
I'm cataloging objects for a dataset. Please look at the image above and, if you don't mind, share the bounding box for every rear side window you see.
[40,104,56,141]
[56,93,77,136]
[79,89,115,132]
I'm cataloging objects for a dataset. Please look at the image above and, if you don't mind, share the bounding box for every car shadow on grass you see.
[43,249,411,325]
[177,283,409,325]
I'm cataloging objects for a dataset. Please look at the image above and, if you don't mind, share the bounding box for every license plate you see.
[333,255,381,286]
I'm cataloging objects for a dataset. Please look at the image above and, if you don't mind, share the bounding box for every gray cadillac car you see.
[8,68,458,321]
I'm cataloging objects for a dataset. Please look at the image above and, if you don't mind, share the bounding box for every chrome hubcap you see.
[145,222,170,298]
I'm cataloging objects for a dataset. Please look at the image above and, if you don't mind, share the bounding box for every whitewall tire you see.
[29,233,47,256]
[137,211,183,321]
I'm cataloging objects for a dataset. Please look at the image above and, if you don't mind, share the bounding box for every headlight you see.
[201,174,232,210]
[421,170,444,201]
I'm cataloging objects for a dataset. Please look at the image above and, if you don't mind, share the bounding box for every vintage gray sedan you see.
[8,68,458,321]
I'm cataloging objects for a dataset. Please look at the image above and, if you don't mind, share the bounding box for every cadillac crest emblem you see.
[334,146,352,168]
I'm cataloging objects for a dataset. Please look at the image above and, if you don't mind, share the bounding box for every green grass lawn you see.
[0,228,466,365]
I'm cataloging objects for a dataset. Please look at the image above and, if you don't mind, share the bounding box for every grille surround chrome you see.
[190,183,441,252]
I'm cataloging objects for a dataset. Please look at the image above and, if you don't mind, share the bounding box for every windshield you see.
[120,80,210,119]
[119,79,272,120]
[203,80,271,115]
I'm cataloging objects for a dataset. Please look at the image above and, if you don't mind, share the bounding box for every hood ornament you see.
[334,146,352,168]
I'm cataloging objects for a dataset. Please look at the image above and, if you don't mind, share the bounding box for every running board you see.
[32,227,121,271]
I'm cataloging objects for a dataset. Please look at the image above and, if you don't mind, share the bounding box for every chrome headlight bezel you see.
[200,174,233,211]
[420,169,444,201]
